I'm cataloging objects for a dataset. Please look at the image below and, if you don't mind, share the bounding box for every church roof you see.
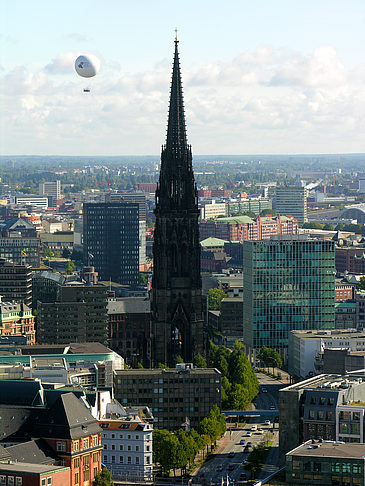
[200,237,229,247]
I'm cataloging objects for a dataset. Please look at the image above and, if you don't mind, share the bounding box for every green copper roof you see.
[200,237,229,247]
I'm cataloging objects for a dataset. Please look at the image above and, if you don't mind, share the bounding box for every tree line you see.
[153,405,226,477]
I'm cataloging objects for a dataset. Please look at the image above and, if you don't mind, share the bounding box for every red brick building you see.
[0,298,35,344]
[335,246,365,274]
[335,279,355,301]
[199,215,298,241]
[0,463,70,486]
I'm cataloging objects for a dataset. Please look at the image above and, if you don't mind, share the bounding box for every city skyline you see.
[1,0,365,155]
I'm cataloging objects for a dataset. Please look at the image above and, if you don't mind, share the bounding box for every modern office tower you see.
[83,202,139,286]
[37,284,108,344]
[106,192,147,266]
[151,39,204,366]
[359,176,365,194]
[0,258,32,306]
[243,237,335,361]
[114,364,221,429]
[276,186,308,223]
[39,180,61,206]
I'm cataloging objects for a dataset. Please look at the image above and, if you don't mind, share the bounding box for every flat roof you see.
[290,329,365,339]
[0,463,69,474]
[288,440,365,459]
[280,372,365,392]
[115,367,220,376]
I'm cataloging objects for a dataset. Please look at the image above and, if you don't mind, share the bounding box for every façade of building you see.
[151,39,204,366]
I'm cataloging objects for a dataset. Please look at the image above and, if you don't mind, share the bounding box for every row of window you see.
[103,444,150,452]
[103,455,151,464]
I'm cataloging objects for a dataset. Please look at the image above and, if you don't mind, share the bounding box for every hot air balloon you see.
[74,54,100,92]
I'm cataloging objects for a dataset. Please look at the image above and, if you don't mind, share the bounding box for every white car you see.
[246,431,252,437]
[264,420,271,426]
[251,425,257,431]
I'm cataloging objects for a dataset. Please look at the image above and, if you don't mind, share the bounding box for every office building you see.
[279,372,365,463]
[286,440,365,485]
[335,246,365,274]
[105,192,147,266]
[83,202,139,286]
[39,180,61,206]
[276,186,308,223]
[220,297,244,346]
[199,214,298,241]
[0,237,41,268]
[152,39,204,365]
[0,258,32,306]
[37,284,108,345]
[243,237,335,361]
[227,197,272,217]
[288,329,365,380]
[10,195,49,209]
[114,364,221,429]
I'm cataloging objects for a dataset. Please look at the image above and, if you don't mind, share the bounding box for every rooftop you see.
[290,329,365,340]
[107,298,150,315]
[288,440,365,459]
[0,463,69,474]
[281,372,365,392]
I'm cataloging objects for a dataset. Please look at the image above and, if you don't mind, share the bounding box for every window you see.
[128,456,132,464]
[83,438,89,449]
[93,452,99,462]
[353,463,361,474]
[83,456,90,466]
[111,444,115,450]
[74,458,80,468]
[112,455,115,463]
[73,441,79,451]
[119,445,123,450]
[136,445,139,451]
[120,456,124,463]
[41,480,46,486]
[103,444,107,449]
[74,472,79,485]
[84,470,90,481]
[56,441,66,451]
[93,436,98,446]
[47,480,52,486]
[0,477,5,486]
[15,480,22,486]
[127,445,131,451]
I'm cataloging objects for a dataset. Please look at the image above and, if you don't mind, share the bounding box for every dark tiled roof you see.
[0,407,32,441]
[0,445,11,460]
[36,392,101,440]
[6,439,57,464]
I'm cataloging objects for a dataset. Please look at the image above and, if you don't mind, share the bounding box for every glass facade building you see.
[83,202,139,286]
[243,237,335,359]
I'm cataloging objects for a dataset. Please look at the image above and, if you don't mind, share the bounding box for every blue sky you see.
[1,0,365,155]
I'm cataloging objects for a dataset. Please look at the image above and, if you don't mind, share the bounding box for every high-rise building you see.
[276,186,308,223]
[0,258,32,306]
[105,192,147,266]
[83,202,139,286]
[37,284,108,344]
[39,180,61,206]
[243,237,335,361]
[151,38,204,366]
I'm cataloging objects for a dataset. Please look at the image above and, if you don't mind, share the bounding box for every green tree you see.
[260,209,276,216]
[153,429,180,476]
[244,441,267,479]
[139,272,149,285]
[258,346,282,374]
[323,223,334,231]
[193,353,207,368]
[137,362,144,369]
[65,261,75,275]
[207,288,228,310]
[93,468,114,486]
[71,248,83,262]
[42,248,54,258]
[358,276,365,291]
[302,222,324,230]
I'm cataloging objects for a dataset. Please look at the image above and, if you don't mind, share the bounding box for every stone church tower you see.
[151,38,204,366]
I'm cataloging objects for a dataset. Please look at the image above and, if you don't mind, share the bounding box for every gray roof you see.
[6,439,57,464]
[107,298,150,315]
[0,463,68,474]
[288,440,365,459]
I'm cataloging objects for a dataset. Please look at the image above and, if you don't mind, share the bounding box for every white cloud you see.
[1,45,365,155]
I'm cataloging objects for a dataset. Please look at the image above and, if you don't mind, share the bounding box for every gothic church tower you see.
[152,38,204,366]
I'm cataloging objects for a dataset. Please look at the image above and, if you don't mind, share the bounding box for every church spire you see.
[165,37,188,157]
[156,36,196,211]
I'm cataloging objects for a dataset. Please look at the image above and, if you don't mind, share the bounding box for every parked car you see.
[270,405,276,410]
[239,473,248,481]
[264,419,271,426]
[246,431,252,437]
[262,387,267,393]
[228,451,235,458]
[216,465,223,472]
[228,464,235,471]
[240,439,246,445]
[247,441,252,447]
[250,425,257,431]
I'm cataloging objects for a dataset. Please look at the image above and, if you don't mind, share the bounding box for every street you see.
[192,372,283,485]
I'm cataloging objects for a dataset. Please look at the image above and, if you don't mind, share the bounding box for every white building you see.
[10,195,49,209]
[95,392,153,481]
[200,200,227,220]
[39,180,61,204]
[289,329,365,379]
